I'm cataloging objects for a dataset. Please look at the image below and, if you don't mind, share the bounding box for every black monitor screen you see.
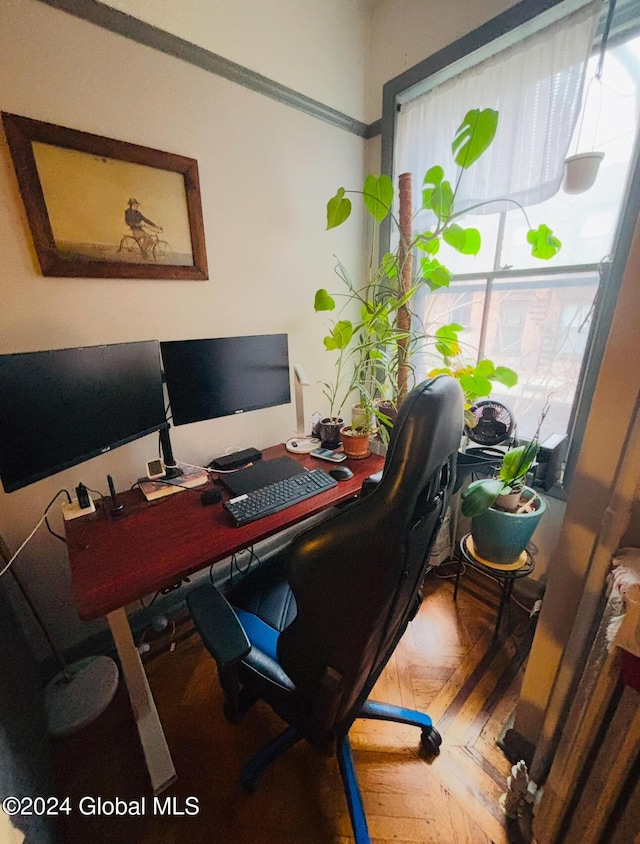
[0,341,167,493]
[161,334,291,426]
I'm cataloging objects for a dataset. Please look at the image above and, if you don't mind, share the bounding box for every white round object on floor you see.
[45,655,119,737]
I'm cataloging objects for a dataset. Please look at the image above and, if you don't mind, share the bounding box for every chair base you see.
[240,726,302,792]
[239,699,441,844]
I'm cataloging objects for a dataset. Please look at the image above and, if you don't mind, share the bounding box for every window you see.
[496,301,528,356]
[391,7,640,456]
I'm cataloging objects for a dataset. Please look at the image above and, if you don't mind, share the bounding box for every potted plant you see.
[316,313,380,450]
[340,387,376,459]
[460,437,546,566]
[315,108,561,437]
[315,314,363,448]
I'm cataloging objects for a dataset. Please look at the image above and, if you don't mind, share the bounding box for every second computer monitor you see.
[160,334,291,426]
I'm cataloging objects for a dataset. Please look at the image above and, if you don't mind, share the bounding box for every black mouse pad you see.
[221,456,306,497]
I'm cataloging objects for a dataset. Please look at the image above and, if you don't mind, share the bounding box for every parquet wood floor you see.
[53,566,535,843]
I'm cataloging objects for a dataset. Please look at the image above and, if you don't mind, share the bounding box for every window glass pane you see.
[501,39,640,270]
[414,210,500,276]
[482,273,598,439]
[417,272,598,439]
[416,279,487,370]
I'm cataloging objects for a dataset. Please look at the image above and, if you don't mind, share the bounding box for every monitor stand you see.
[287,364,320,453]
[160,425,183,479]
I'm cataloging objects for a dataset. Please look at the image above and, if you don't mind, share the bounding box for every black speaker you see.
[534,433,567,491]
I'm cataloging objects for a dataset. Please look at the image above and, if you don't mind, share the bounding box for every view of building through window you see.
[418,34,640,441]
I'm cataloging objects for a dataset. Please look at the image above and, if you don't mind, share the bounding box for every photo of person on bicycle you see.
[124,198,162,259]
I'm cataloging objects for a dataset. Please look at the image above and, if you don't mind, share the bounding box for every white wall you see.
[100,0,372,123]
[98,0,523,124]
[366,0,519,121]
[0,0,366,654]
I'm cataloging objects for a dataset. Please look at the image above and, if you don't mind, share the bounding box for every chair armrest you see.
[186,584,250,670]
[361,470,383,498]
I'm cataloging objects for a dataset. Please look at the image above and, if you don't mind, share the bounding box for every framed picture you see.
[1,112,208,280]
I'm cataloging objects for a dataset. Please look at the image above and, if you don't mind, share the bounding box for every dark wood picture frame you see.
[2,112,208,280]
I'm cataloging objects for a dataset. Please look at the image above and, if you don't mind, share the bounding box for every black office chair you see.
[187,375,463,843]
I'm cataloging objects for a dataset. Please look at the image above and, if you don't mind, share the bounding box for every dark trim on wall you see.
[365,118,382,140]
[35,0,375,139]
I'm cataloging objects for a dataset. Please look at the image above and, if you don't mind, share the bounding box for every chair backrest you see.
[277,375,463,731]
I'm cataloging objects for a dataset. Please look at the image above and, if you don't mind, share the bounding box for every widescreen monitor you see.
[160,334,291,426]
[0,340,167,493]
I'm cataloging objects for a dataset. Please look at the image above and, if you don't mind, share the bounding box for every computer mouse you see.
[328,466,354,481]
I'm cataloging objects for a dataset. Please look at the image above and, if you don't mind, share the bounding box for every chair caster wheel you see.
[240,769,261,793]
[421,727,442,756]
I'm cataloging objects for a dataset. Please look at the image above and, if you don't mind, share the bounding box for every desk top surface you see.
[65,444,384,620]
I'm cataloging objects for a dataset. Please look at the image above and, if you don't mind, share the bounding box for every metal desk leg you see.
[107,608,177,795]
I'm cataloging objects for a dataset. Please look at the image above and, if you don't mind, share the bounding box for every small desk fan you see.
[464,400,515,447]
[452,400,515,496]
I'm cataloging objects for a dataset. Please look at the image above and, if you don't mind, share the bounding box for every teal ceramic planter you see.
[470,487,546,566]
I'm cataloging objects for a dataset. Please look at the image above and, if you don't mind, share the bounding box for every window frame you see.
[379,0,640,491]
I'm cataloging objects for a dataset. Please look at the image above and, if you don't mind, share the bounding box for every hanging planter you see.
[563,151,604,195]
[562,0,615,196]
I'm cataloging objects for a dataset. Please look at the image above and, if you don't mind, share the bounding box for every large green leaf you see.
[434,323,462,357]
[327,187,352,229]
[430,181,454,220]
[423,166,444,186]
[500,441,539,484]
[415,232,440,255]
[443,224,481,255]
[323,320,354,351]
[493,366,518,388]
[459,371,492,398]
[452,108,498,169]
[420,258,452,290]
[527,224,562,260]
[461,478,505,517]
[363,174,393,222]
[381,252,398,278]
[314,288,336,312]
[475,358,496,378]
[423,167,453,219]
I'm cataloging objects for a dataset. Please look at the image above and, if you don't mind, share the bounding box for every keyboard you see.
[224,469,338,526]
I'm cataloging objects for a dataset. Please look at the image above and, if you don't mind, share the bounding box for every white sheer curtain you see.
[395,0,601,216]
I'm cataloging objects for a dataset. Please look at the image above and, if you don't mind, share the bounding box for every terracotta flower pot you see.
[340,426,371,459]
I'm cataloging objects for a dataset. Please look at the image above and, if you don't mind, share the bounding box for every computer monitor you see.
[160,334,291,426]
[0,340,168,493]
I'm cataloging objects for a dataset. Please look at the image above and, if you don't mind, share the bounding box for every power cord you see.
[433,559,467,580]
[228,546,261,583]
[0,489,70,578]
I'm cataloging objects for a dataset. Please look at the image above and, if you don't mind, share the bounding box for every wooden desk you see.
[65,444,384,794]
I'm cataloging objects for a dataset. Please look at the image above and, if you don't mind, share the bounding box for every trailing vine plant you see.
[314,108,561,429]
